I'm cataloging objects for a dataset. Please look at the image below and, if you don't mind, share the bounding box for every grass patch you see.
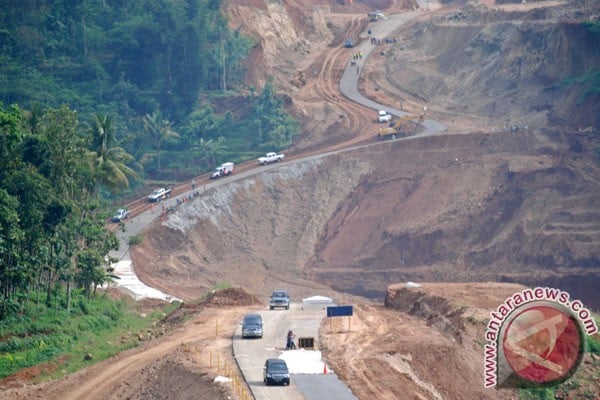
[128,234,144,246]
[519,387,556,400]
[0,292,179,380]
[212,282,231,291]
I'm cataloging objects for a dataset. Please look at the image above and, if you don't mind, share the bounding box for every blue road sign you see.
[327,305,353,317]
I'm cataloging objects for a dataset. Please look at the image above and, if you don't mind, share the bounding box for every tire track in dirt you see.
[115,10,384,221]
[312,14,379,141]
[1,306,250,400]
[321,304,434,400]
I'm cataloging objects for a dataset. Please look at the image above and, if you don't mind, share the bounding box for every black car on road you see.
[263,358,290,386]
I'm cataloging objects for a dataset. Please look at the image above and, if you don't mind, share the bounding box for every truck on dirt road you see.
[377,110,392,123]
[258,152,285,165]
[148,187,172,202]
[210,162,235,179]
[379,110,427,140]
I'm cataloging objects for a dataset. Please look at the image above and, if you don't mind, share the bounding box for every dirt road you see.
[0,302,252,400]
[3,0,599,399]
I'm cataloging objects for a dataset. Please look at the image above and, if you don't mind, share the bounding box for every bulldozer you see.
[378,108,427,140]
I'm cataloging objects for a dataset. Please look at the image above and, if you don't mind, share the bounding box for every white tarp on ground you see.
[109,259,181,302]
[302,295,333,304]
[278,349,331,374]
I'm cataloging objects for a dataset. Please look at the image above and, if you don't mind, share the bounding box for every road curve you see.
[339,8,447,136]
[110,4,449,400]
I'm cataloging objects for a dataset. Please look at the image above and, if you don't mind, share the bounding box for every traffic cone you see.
[323,363,327,374]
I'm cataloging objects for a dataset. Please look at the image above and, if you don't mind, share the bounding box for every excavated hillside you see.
[132,0,600,308]
[3,1,599,400]
[361,0,600,131]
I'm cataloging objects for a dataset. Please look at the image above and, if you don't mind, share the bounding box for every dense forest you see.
[0,0,300,320]
[0,103,120,319]
[0,0,300,181]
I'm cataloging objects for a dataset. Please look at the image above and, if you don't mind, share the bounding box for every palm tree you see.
[143,112,180,173]
[193,136,227,168]
[88,113,138,195]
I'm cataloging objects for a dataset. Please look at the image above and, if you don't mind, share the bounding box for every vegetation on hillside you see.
[0,0,300,183]
[0,0,249,121]
[0,103,123,320]
[0,0,300,322]
[0,292,179,379]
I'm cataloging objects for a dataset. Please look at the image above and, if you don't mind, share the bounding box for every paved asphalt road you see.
[112,3,444,399]
[232,302,357,400]
[340,9,447,136]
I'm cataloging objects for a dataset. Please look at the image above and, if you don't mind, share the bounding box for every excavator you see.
[378,108,427,140]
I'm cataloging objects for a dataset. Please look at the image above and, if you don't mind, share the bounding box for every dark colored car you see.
[269,289,290,310]
[263,358,290,386]
[241,313,263,338]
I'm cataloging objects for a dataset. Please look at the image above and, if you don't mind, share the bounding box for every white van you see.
[210,162,234,179]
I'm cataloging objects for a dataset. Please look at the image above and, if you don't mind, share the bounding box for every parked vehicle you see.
[258,152,285,165]
[378,108,427,140]
[148,187,172,202]
[263,358,290,386]
[241,313,263,338]
[377,110,392,123]
[210,162,234,179]
[368,11,385,21]
[269,289,290,310]
[111,208,130,222]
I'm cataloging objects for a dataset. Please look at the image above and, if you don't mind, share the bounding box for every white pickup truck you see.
[148,187,172,202]
[258,152,285,165]
[378,110,392,123]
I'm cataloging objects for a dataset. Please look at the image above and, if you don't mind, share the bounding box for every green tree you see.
[0,188,24,318]
[193,136,227,168]
[87,113,139,195]
[250,78,300,147]
[143,111,180,173]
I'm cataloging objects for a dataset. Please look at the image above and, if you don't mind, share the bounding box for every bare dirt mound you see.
[321,282,599,400]
[320,283,525,400]
[311,130,600,310]
[361,0,600,131]
[204,287,262,307]
[161,287,260,326]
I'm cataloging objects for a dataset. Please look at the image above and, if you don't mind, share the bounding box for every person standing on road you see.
[286,330,295,350]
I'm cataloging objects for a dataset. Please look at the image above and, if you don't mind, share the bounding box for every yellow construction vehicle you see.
[378,108,427,140]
